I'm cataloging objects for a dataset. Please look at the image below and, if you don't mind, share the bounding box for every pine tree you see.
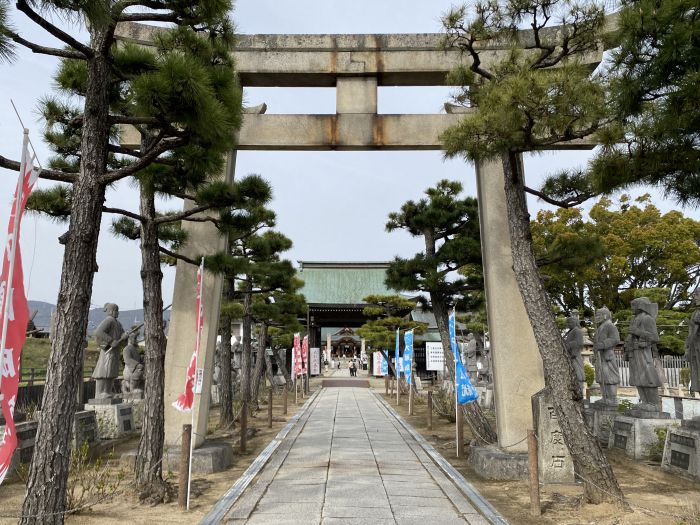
[588,0,700,204]
[441,1,625,505]
[208,203,298,418]
[0,1,237,520]
[249,278,306,407]
[211,197,276,426]
[384,180,496,444]
[357,294,427,379]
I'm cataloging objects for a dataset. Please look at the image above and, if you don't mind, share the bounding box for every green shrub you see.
[647,427,668,463]
[680,367,691,387]
[584,363,595,387]
[617,399,633,413]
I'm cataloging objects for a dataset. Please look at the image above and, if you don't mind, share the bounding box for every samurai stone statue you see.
[593,307,620,406]
[625,297,663,408]
[122,330,144,396]
[564,313,585,395]
[686,289,700,396]
[92,303,128,400]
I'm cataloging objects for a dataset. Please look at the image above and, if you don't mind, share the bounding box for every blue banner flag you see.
[456,360,478,404]
[403,330,414,385]
[395,328,401,378]
[450,310,478,405]
[448,310,460,364]
[381,353,388,375]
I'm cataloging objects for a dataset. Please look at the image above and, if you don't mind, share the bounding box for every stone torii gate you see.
[117,24,600,457]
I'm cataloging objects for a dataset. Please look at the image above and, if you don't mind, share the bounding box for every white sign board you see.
[194,367,204,394]
[373,352,386,376]
[426,342,445,371]
[310,347,320,376]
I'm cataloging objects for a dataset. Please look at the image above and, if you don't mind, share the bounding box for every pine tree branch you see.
[159,245,198,266]
[16,0,93,58]
[102,137,185,184]
[109,115,160,125]
[108,144,177,166]
[115,0,168,11]
[153,203,217,225]
[0,154,76,183]
[524,185,592,208]
[8,31,86,59]
[102,206,146,223]
[448,29,495,81]
[118,12,179,23]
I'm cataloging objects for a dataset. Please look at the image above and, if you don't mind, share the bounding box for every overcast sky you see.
[0,0,687,313]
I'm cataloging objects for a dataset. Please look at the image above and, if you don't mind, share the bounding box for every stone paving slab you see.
[215,387,506,525]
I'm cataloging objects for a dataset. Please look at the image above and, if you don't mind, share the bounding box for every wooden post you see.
[409,382,414,416]
[240,401,248,453]
[178,424,192,510]
[527,429,541,517]
[385,375,389,395]
[396,378,400,405]
[267,388,273,428]
[295,378,298,405]
[283,386,288,415]
[456,405,464,458]
[427,391,433,431]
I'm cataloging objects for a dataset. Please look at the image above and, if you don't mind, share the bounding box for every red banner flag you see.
[302,335,309,375]
[293,333,302,378]
[172,259,205,412]
[0,138,38,485]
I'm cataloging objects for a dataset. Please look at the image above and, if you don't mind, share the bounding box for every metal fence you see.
[615,355,689,388]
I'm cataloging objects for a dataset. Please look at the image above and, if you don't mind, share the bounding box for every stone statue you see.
[92,303,128,400]
[122,330,144,396]
[477,343,492,384]
[685,289,700,396]
[593,307,620,406]
[462,333,478,382]
[625,297,663,409]
[564,313,585,395]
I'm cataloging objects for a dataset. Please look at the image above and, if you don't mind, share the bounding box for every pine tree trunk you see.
[432,299,497,444]
[250,323,268,410]
[219,278,235,427]
[500,151,626,506]
[423,231,497,445]
[21,35,111,524]
[134,185,169,502]
[263,345,276,391]
[240,280,253,407]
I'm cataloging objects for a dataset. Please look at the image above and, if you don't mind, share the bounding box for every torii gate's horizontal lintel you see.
[121,113,597,151]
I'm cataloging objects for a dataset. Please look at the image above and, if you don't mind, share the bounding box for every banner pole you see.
[0,129,28,397]
[186,258,204,510]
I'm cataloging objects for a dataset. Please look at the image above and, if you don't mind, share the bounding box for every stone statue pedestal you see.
[661,418,700,480]
[120,441,233,474]
[85,402,135,439]
[72,410,99,449]
[624,403,671,420]
[585,403,620,447]
[121,397,145,431]
[86,396,122,405]
[608,415,679,460]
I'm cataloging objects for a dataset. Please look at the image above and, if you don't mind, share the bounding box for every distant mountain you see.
[28,300,171,336]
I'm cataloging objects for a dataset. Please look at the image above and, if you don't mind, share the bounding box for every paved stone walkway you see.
[220,387,494,525]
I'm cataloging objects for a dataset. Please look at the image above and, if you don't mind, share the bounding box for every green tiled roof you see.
[298,261,395,305]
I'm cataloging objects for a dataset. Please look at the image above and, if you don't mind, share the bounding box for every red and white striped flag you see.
[0,136,39,485]
[293,333,302,378]
[301,335,309,375]
[172,258,205,412]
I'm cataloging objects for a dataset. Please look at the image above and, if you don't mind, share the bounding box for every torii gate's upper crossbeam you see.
[116,23,603,151]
